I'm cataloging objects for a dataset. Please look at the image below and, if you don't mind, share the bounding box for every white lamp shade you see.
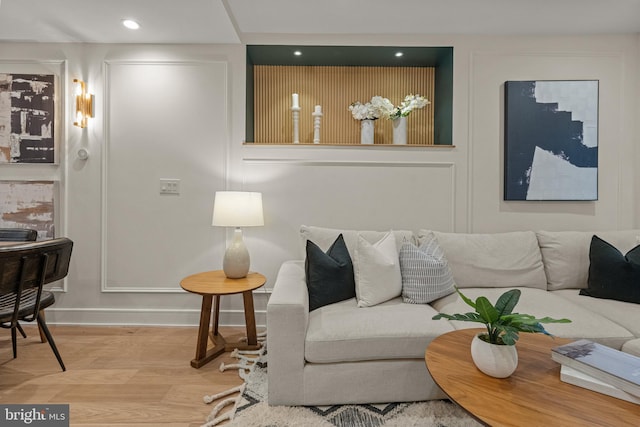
[212,191,264,227]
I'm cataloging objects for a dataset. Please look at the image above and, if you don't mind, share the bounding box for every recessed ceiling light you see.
[395,52,404,57]
[293,51,302,56]
[122,19,140,30]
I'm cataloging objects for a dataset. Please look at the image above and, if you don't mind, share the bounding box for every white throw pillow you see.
[353,231,402,308]
[400,233,455,304]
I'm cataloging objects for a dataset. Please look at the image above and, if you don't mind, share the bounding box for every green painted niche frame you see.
[246,45,453,146]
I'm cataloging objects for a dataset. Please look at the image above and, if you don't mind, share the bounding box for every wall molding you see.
[244,158,454,167]
[101,59,230,293]
[243,158,457,232]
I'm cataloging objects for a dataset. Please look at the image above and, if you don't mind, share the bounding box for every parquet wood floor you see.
[0,325,249,426]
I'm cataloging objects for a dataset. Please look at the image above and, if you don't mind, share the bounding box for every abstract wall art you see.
[0,73,55,163]
[0,180,56,239]
[504,80,598,201]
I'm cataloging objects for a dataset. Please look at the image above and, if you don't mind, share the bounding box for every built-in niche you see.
[246,45,453,146]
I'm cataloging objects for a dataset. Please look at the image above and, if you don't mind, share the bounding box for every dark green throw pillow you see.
[305,234,356,311]
[580,235,640,303]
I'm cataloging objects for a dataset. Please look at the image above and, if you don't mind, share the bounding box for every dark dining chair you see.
[0,228,38,242]
[0,238,73,371]
[0,228,38,341]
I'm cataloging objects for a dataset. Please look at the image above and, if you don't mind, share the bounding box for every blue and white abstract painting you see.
[504,80,598,201]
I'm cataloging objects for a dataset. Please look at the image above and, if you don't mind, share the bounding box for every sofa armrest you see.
[266,260,309,405]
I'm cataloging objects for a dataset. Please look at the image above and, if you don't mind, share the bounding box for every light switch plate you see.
[159,179,180,195]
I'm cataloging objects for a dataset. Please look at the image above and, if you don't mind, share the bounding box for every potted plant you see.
[433,288,571,378]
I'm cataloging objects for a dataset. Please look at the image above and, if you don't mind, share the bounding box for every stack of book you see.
[551,339,640,404]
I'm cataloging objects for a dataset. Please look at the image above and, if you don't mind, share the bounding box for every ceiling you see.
[0,0,639,44]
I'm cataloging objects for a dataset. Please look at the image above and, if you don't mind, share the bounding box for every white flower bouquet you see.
[349,94,430,121]
[388,94,430,120]
[348,100,381,120]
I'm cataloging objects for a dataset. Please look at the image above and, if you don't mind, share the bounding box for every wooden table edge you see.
[425,329,640,427]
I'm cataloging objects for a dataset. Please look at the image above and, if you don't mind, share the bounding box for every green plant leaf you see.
[475,297,499,324]
[500,326,520,345]
[432,313,485,323]
[517,323,548,334]
[494,289,520,316]
[536,316,572,324]
[502,314,536,325]
[455,287,476,309]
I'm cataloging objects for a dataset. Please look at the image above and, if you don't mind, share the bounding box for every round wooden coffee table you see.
[180,270,265,368]
[426,328,640,426]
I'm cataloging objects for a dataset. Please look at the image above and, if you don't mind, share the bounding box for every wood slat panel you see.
[253,65,435,145]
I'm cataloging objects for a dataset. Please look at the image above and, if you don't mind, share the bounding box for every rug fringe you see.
[230,347,263,357]
[219,361,250,373]
[219,344,266,375]
[201,384,246,427]
[203,384,244,404]
[201,332,267,426]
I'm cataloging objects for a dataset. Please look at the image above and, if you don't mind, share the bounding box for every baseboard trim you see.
[44,307,267,328]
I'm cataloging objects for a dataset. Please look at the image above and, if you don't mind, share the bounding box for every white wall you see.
[0,33,638,327]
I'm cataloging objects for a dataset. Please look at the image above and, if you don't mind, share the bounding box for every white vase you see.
[360,119,374,144]
[470,333,518,378]
[392,116,407,145]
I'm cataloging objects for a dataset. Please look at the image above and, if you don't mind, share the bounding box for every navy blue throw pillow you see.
[305,234,356,311]
[580,235,640,303]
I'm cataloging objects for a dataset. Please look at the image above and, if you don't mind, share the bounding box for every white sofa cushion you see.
[553,289,640,337]
[300,225,413,259]
[305,297,455,363]
[399,233,455,304]
[353,232,402,307]
[431,287,634,350]
[622,339,640,358]
[536,230,640,290]
[418,230,547,289]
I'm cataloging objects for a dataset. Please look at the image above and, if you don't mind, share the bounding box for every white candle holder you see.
[312,110,323,144]
[291,106,301,144]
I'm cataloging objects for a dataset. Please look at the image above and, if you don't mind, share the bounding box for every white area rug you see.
[204,347,481,427]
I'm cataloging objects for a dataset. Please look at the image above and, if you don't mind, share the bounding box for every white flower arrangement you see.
[349,94,430,121]
[348,100,381,120]
[370,96,395,119]
[388,94,430,120]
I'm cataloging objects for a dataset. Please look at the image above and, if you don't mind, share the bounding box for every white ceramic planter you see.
[470,333,518,378]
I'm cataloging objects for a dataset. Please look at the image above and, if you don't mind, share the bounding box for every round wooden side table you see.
[180,270,266,368]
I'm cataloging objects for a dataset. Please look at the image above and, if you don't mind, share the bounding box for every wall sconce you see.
[73,79,94,128]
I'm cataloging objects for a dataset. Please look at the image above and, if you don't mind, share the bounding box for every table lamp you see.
[212,191,264,278]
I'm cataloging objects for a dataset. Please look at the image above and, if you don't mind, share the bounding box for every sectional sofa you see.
[266,226,640,406]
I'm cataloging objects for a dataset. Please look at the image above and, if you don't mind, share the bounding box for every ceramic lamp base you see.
[223,228,250,279]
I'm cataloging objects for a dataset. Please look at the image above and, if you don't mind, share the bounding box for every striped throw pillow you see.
[399,233,455,304]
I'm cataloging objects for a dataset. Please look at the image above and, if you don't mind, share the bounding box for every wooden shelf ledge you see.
[243,142,455,148]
